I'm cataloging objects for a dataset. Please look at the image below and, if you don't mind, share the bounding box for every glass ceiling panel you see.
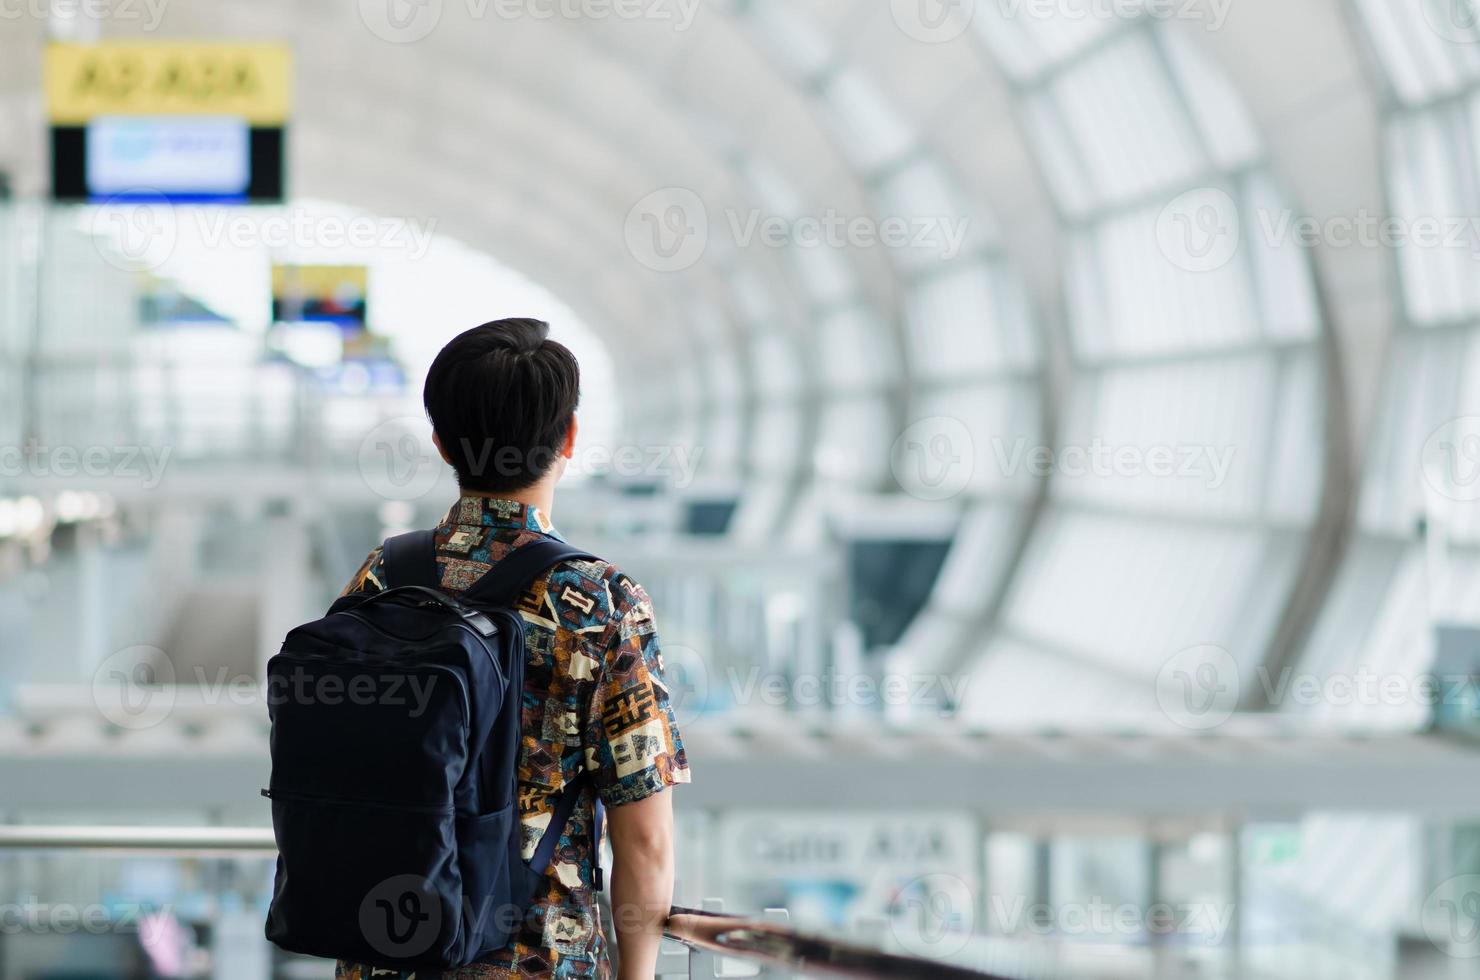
[750,403,804,472]
[1044,31,1207,209]
[1353,0,1480,106]
[1002,509,1302,680]
[750,333,804,397]
[701,406,745,476]
[740,0,837,82]
[906,261,1028,380]
[1020,92,1098,216]
[817,68,919,173]
[875,157,998,269]
[1052,355,1279,520]
[1285,540,1438,733]
[1386,102,1480,325]
[1066,193,1260,360]
[789,241,858,307]
[1158,23,1262,169]
[816,306,897,390]
[1358,330,1480,539]
[971,0,1126,83]
[959,637,1161,730]
[814,393,892,486]
[912,381,1044,501]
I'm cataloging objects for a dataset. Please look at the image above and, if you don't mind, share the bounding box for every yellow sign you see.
[272,265,368,297]
[45,42,292,125]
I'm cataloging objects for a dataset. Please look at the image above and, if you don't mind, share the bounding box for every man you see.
[336,318,690,979]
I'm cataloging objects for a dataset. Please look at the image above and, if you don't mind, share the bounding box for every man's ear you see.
[561,415,578,459]
[432,430,453,466]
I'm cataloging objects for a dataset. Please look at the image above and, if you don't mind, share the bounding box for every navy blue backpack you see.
[264,532,601,968]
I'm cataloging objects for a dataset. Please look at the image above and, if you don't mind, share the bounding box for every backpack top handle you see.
[381,530,595,608]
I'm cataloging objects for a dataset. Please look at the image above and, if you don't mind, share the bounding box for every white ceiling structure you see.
[0,0,1471,735]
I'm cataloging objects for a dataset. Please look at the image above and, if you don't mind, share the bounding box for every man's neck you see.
[459,483,555,519]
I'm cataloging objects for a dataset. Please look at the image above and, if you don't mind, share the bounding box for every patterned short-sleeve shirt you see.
[334,495,690,979]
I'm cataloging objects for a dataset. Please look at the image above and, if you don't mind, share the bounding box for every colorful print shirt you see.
[334,495,690,979]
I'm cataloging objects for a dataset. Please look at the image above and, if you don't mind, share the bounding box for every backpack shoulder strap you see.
[463,539,597,607]
[380,529,439,590]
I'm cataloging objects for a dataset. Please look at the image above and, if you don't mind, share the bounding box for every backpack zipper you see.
[260,788,454,815]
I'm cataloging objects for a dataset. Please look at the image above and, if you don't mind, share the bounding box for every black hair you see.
[423,318,581,493]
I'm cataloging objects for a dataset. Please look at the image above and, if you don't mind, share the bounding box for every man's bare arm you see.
[606,789,675,980]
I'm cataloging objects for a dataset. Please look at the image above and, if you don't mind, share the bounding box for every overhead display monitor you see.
[271,265,368,330]
[44,41,291,203]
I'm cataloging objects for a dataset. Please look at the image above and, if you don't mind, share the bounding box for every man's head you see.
[424,318,581,494]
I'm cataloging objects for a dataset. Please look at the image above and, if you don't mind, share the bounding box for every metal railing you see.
[664,906,1005,979]
[0,826,1005,980]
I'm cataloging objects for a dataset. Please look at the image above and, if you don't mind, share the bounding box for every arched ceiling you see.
[2,0,1447,732]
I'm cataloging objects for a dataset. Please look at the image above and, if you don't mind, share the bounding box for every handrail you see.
[664,906,1004,979]
[0,824,278,854]
[0,827,1003,979]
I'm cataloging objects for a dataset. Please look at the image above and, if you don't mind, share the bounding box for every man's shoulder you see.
[342,546,387,596]
[537,554,650,636]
